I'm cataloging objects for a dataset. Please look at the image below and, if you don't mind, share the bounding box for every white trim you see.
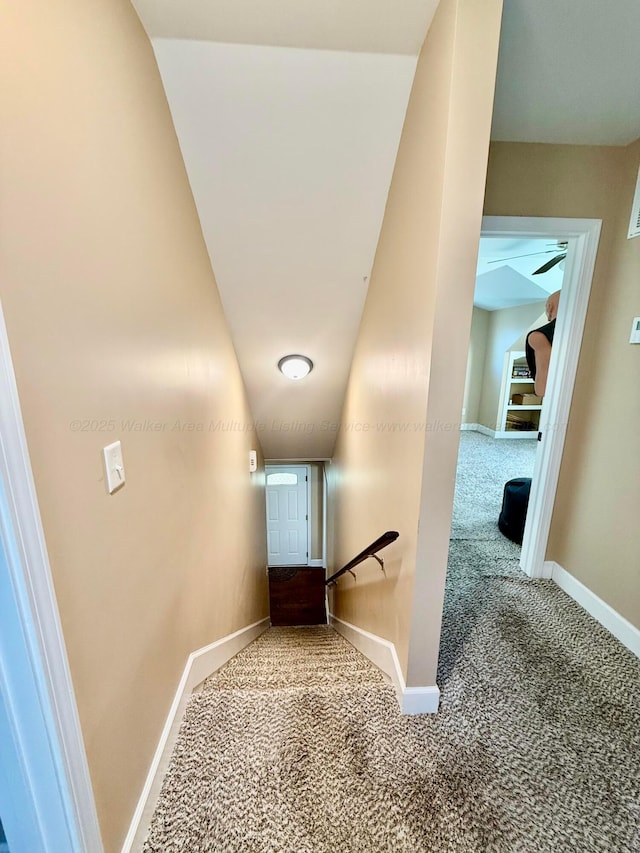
[546,561,640,658]
[329,614,440,714]
[482,217,602,579]
[305,464,312,565]
[460,423,496,437]
[476,424,497,438]
[321,463,327,569]
[308,559,324,568]
[494,430,537,439]
[122,617,270,853]
[401,687,441,715]
[541,560,554,580]
[264,457,332,463]
[627,164,640,239]
[0,303,103,851]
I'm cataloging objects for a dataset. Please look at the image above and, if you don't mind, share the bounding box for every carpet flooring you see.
[451,430,537,542]
[143,432,640,852]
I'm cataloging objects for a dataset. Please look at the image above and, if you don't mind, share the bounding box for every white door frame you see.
[0,303,103,851]
[321,465,327,570]
[481,216,602,579]
[265,464,312,566]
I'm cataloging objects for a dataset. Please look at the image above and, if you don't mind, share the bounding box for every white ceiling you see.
[492,0,640,145]
[475,238,564,311]
[131,0,640,459]
[133,0,439,55]
[151,39,418,458]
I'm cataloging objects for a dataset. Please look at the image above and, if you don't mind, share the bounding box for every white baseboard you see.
[401,687,441,715]
[464,423,538,439]
[460,423,497,438]
[541,561,554,579]
[329,614,440,714]
[476,424,497,437]
[546,561,639,658]
[121,617,270,853]
[308,559,324,568]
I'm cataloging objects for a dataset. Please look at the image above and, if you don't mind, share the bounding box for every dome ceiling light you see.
[278,355,313,380]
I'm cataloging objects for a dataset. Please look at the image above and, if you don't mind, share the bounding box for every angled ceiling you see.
[131,0,639,459]
[150,39,419,459]
[475,238,564,311]
[132,0,438,54]
[132,0,439,459]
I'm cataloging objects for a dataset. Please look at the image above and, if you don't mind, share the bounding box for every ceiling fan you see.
[487,242,568,275]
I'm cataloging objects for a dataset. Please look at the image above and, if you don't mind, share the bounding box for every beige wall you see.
[477,303,546,429]
[329,0,503,684]
[310,463,324,561]
[462,307,490,425]
[1,1,268,850]
[485,139,640,628]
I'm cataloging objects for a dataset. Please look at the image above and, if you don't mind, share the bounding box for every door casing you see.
[265,464,312,566]
[0,300,103,851]
[481,216,602,578]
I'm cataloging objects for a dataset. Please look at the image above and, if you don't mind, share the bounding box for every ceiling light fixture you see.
[278,354,313,380]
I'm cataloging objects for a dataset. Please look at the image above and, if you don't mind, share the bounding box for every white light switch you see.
[629,317,640,344]
[103,441,125,494]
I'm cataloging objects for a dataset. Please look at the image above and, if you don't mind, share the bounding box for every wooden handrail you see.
[325,531,399,586]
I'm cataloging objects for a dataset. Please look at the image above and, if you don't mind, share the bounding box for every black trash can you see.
[498,477,532,544]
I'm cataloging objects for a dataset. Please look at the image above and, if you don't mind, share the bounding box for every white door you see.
[266,466,309,566]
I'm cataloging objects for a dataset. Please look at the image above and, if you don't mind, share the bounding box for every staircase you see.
[204,625,386,690]
[142,627,395,853]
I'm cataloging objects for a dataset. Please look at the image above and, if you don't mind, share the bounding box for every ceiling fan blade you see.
[487,249,556,264]
[532,253,567,275]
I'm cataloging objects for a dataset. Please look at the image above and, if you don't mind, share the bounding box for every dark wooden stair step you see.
[268,566,326,626]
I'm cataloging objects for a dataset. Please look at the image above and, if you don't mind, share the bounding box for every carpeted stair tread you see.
[203,625,387,692]
[205,668,386,691]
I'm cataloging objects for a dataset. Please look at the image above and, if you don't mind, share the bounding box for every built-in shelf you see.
[507,404,543,411]
[497,351,541,438]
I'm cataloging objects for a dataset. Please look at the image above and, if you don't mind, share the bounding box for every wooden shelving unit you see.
[496,351,542,438]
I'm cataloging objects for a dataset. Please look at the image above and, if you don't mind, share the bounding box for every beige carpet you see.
[143,622,640,852]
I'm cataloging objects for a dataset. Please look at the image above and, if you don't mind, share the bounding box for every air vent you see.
[628,164,640,239]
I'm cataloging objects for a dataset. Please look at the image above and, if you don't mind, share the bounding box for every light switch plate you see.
[630,317,640,344]
[103,441,125,494]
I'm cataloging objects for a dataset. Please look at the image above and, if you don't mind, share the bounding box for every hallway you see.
[3,1,639,849]
[143,618,640,851]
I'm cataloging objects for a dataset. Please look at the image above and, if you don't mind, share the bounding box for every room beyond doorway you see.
[470,216,601,578]
[451,432,537,544]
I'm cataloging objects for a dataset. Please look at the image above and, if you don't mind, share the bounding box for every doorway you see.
[265,465,311,566]
[438,216,601,686]
[457,235,566,556]
[480,216,601,577]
